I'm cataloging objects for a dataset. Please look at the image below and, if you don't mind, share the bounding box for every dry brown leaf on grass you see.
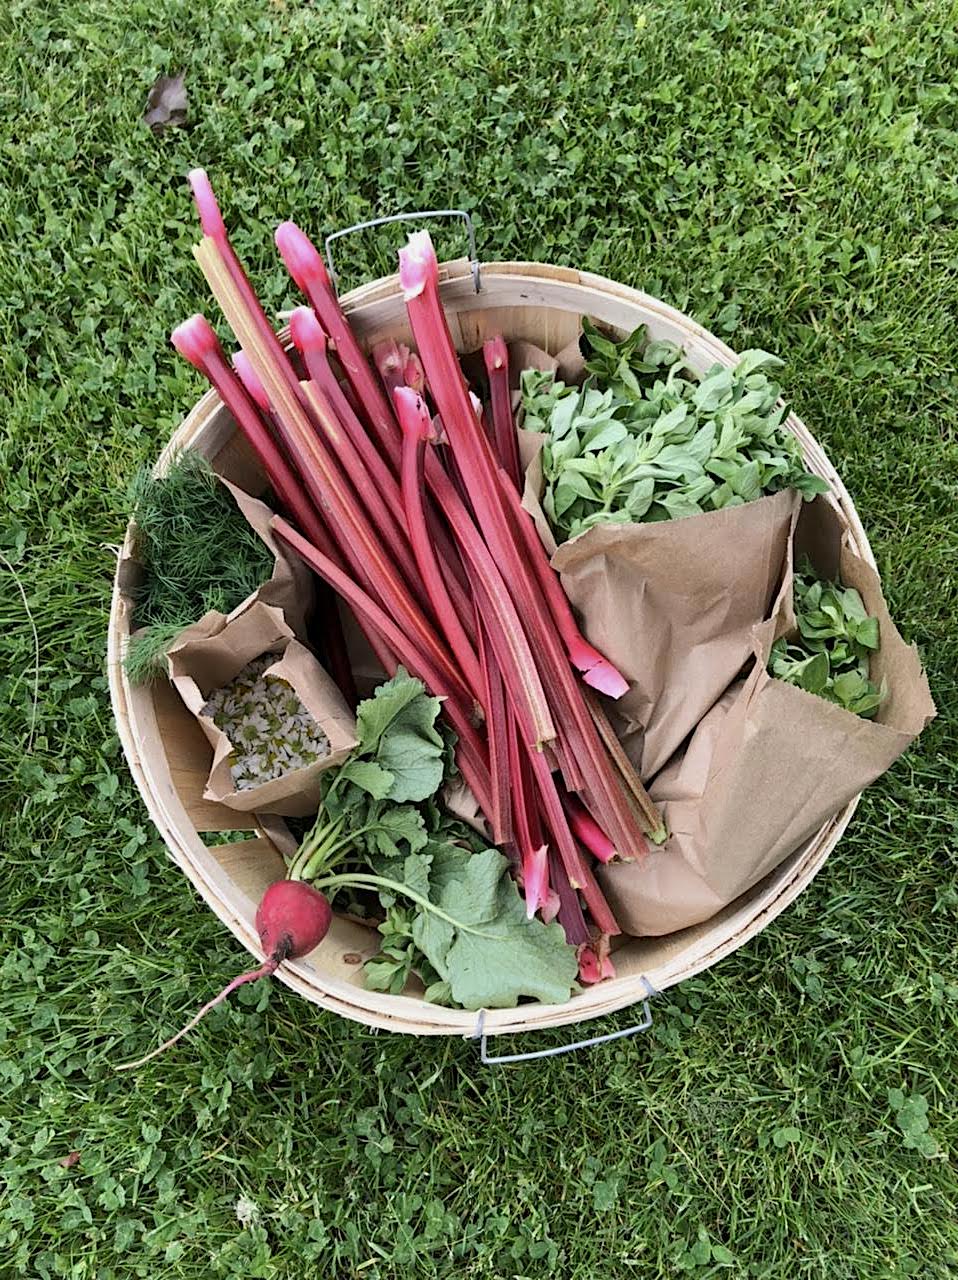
[143,72,188,133]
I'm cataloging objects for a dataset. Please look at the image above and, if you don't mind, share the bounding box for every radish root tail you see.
[115,952,283,1071]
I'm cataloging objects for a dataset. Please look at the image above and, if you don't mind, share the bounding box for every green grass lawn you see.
[2,0,957,1274]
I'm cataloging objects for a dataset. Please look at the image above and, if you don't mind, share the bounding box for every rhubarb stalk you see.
[275,220,402,463]
[497,466,630,700]
[193,234,474,712]
[272,515,491,814]
[394,387,484,706]
[289,307,476,631]
[483,337,522,489]
[399,231,647,857]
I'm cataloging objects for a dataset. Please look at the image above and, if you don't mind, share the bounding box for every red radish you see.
[116,881,332,1070]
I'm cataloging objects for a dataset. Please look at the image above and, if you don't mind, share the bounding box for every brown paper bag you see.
[118,472,315,649]
[598,497,936,936]
[169,601,357,816]
[218,478,313,639]
[521,446,799,777]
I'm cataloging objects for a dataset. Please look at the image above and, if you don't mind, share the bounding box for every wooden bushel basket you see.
[108,260,874,1041]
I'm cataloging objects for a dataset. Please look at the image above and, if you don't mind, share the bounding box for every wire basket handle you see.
[470,976,659,1065]
[325,209,481,295]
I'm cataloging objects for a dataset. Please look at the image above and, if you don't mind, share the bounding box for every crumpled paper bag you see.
[598,497,936,935]
[521,443,799,777]
[118,471,315,651]
[169,600,357,816]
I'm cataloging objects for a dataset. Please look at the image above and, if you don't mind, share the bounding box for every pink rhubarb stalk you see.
[549,848,590,946]
[295,377,422,596]
[275,220,402,463]
[474,614,513,848]
[193,236,473,712]
[288,308,475,631]
[272,516,491,813]
[578,937,616,984]
[171,316,330,558]
[399,230,645,857]
[173,317,359,701]
[483,337,522,489]
[188,172,308,413]
[497,468,630,699]
[562,792,620,864]
[394,387,484,706]
[232,349,271,413]
[403,349,426,395]
[524,740,621,936]
[372,339,405,397]
[506,709,552,918]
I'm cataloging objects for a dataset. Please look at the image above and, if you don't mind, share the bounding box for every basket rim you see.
[107,259,868,1036]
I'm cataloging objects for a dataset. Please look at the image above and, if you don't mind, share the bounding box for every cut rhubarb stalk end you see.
[288,305,327,358]
[171,313,220,367]
[577,940,616,984]
[372,339,404,396]
[232,349,270,413]
[521,844,550,920]
[563,793,621,864]
[549,847,589,946]
[540,889,561,924]
[403,350,426,395]
[398,229,438,300]
[275,220,331,293]
[187,169,226,240]
[483,337,522,487]
[577,649,631,700]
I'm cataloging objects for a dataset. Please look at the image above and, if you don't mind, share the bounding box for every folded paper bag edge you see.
[599,500,935,937]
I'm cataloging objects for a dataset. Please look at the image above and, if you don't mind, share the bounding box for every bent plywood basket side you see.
[108,263,869,1037]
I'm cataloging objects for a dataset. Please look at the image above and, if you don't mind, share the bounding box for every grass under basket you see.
[0,0,956,1276]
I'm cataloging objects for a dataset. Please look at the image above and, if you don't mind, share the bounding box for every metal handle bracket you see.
[324,209,481,295]
[471,976,659,1064]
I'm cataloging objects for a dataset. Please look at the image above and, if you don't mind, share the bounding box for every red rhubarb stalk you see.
[172,316,359,701]
[232,349,271,413]
[189,172,307,413]
[548,847,590,947]
[394,387,484,705]
[272,516,491,813]
[289,309,399,504]
[297,378,422,593]
[403,349,426,395]
[583,688,666,842]
[475,616,513,848]
[482,337,522,489]
[171,316,331,558]
[497,467,630,699]
[289,307,475,631]
[193,237,473,712]
[399,231,647,855]
[505,710,551,918]
[372,339,405,397]
[275,220,402,463]
[420,450,555,749]
[562,792,621,864]
[524,742,621,936]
